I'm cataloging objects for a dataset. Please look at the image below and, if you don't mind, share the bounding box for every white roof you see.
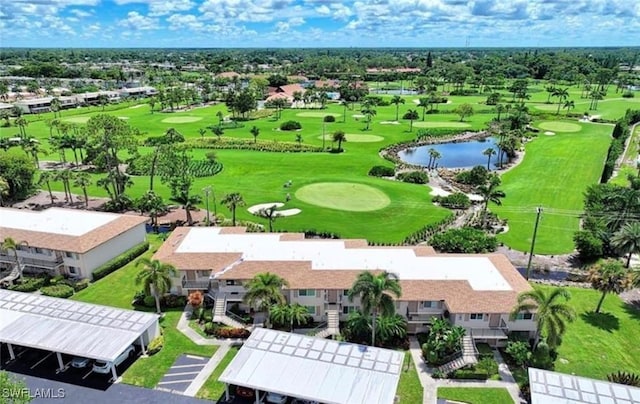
[219,328,403,404]
[178,228,511,291]
[529,368,640,404]
[0,289,158,362]
[0,207,118,236]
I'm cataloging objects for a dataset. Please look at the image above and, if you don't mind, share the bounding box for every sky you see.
[1,0,639,48]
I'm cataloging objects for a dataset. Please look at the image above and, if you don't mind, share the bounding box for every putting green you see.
[533,104,560,111]
[295,182,390,212]
[538,121,582,132]
[64,116,90,123]
[295,112,341,118]
[161,116,203,123]
[413,121,471,128]
[317,134,384,142]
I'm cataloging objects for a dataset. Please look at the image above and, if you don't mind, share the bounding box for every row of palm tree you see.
[38,170,93,207]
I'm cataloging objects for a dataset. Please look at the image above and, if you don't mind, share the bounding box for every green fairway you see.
[317,133,384,142]
[63,116,91,123]
[295,111,341,118]
[295,182,391,212]
[161,116,203,123]
[537,121,582,132]
[437,387,513,404]
[494,123,612,254]
[536,285,640,379]
[412,121,471,128]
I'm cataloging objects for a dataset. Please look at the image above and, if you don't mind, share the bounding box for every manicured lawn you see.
[71,234,217,388]
[397,352,423,404]
[196,347,239,401]
[494,122,612,254]
[437,387,513,404]
[534,285,640,379]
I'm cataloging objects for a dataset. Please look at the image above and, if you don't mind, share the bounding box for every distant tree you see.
[256,204,280,232]
[73,171,92,208]
[588,259,635,313]
[454,103,474,122]
[332,130,346,152]
[250,126,260,143]
[0,176,8,207]
[198,128,207,138]
[243,272,289,312]
[295,133,303,146]
[134,190,167,231]
[417,97,429,121]
[390,95,405,121]
[552,87,569,115]
[221,192,245,226]
[477,174,505,228]
[563,100,575,116]
[403,109,419,132]
[483,147,496,170]
[361,101,377,131]
[50,97,61,118]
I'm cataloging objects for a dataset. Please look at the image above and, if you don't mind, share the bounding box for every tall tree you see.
[454,103,474,122]
[611,222,640,268]
[361,101,377,131]
[37,171,55,205]
[243,272,289,312]
[221,192,245,226]
[588,259,635,313]
[269,303,311,332]
[477,174,505,228]
[403,109,419,132]
[552,87,569,115]
[135,258,177,314]
[1,237,28,280]
[250,126,260,144]
[417,97,429,121]
[134,190,167,231]
[73,171,92,208]
[347,271,402,346]
[510,287,576,349]
[483,147,496,170]
[390,95,405,121]
[563,100,575,116]
[332,130,346,152]
[256,204,280,232]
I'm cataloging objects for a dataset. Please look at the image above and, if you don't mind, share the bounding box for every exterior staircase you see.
[436,335,478,374]
[312,309,341,339]
[212,293,250,329]
[0,262,22,286]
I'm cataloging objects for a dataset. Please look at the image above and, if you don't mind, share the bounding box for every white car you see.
[92,345,135,374]
[265,392,288,404]
[71,357,91,368]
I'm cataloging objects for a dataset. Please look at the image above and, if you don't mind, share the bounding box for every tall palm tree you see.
[510,287,576,349]
[221,192,245,226]
[427,148,438,169]
[361,102,377,131]
[54,169,73,203]
[243,272,289,312]
[347,271,402,346]
[403,109,419,132]
[332,130,346,151]
[563,100,575,116]
[552,87,569,115]
[37,171,56,205]
[417,97,429,121]
[588,259,635,313]
[269,303,311,332]
[611,222,640,268]
[1,237,28,279]
[73,171,92,208]
[390,95,405,121]
[477,174,505,228]
[50,97,61,118]
[483,147,496,170]
[495,104,505,121]
[0,176,8,207]
[250,126,260,143]
[256,205,280,232]
[135,258,177,314]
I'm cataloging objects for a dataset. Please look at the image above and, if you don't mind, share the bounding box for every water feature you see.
[398,137,500,169]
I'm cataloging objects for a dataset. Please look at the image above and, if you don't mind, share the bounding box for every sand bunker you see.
[247,202,301,216]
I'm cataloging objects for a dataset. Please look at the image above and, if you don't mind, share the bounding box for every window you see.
[342,306,356,315]
[197,270,211,278]
[470,313,484,320]
[298,289,316,297]
[65,251,74,258]
[421,301,438,309]
[225,280,236,285]
[305,306,316,315]
[68,266,77,275]
[35,248,43,254]
[516,313,533,320]
[343,290,350,296]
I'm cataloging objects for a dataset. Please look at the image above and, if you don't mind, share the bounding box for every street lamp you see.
[202,186,211,226]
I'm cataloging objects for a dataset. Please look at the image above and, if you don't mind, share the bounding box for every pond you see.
[398,137,500,169]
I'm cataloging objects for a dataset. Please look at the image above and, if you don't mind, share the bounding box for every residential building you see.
[118,86,157,98]
[14,96,77,114]
[154,227,536,345]
[75,90,120,105]
[0,207,147,280]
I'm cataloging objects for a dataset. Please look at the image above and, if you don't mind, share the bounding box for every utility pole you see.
[202,186,211,226]
[525,206,543,280]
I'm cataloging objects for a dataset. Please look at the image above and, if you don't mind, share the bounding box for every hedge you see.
[368,165,395,177]
[450,368,489,380]
[40,284,75,299]
[147,335,164,355]
[73,278,90,291]
[397,171,429,184]
[433,192,471,209]
[9,277,48,292]
[280,120,302,131]
[187,137,322,153]
[92,241,150,281]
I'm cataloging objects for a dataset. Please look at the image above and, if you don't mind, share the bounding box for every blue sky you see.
[1,0,639,48]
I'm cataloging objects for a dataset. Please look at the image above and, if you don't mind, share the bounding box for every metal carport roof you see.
[219,328,403,404]
[0,289,158,362]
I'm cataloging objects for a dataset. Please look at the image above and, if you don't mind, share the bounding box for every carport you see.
[219,328,404,404]
[0,289,159,382]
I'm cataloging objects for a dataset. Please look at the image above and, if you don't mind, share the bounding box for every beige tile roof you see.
[156,228,531,313]
[0,212,148,254]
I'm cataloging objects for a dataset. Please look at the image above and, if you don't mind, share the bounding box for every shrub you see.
[323,115,336,123]
[40,284,74,299]
[143,295,156,308]
[280,120,302,131]
[128,154,223,178]
[50,275,65,285]
[455,165,489,186]
[622,91,635,98]
[214,327,251,339]
[397,171,429,184]
[475,357,499,376]
[9,277,47,292]
[451,368,489,380]
[416,128,462,139]
[573,230,604,260]
[92,241,149,281]
[187,137,322,153]
[73,278,90,291]
[368,165,395,177]
[505,340,531,367]
[203,322,219,335]
[163,294,187,308]
[430,227,498,253]
[432,192,471,209]
[607,371,640,387]
[147,335,164,355]
[530,341,554,370]
[431,370,446,379]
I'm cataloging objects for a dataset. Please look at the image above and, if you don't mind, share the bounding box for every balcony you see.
[490,318,509,331]
[181,278,211,290]
[0,254,64,270]
[406,313,442,324]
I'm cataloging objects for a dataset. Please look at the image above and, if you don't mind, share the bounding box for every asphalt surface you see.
[156,354,208,394]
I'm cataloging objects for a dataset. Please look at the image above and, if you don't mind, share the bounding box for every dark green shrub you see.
[73,278,90,291]
[368,165,395,177]
[397,171,429,184]
[455,165,489,186]
[530,341,554,370]
[280,120,302,131]
[451,368,489,380]
[142,295,156,308]
[430,227,498,253]
[50,275,65,285]
[40,284,74,298]
[608,371,640,387]
[323,115,336,123]
[475,357,499,376]
[92,241,149,281]
[416,128,462,139]
[622,91,635,98]
[147,335,164,355]
[573,230,604,260]
[204,322,218,335]
[162,294,187,308]
[187,137,322,153]
[9,277,47,292]
[433,192,471,209]
[505,340,531,367]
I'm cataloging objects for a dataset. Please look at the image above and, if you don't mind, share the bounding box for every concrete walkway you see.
[183,344,231,397]
[409,338,523,404]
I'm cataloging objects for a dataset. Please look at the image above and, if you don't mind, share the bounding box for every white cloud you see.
[149,0,195,16]
[117,11,159,30]
[166,13,204,31]
[69,8,92,18]
[315,5,330,15]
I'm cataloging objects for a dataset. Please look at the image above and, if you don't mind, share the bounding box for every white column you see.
[255,389,260,404]
[56,352,65,372]
[7,344,15,360]
[225,384,230,401]
[139,335,147,356]
[111,364,118,382]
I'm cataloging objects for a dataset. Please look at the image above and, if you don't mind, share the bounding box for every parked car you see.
[92,345,135,374]
[265,392,288,404]
[236,386,255,399]
[71,357,91,368]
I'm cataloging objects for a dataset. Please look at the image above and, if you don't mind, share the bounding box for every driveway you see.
[156,354,208,394]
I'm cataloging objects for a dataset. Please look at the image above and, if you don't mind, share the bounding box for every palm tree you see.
[345,310,372,342]
[269,303,311,332]
[390,95,405,121]
[243,272,289,312]
[417,97,429,121]
[73,171,92,208]
[403,109,419,132]
[588,259,635,313]
[250,126,260,143]
[135,258,177,314]
[611,222,640,268]
[0,176,8,207]
[347,271,402,346]
[552,88,569,115]
[483,147,496,170]
[495,104,505,121]
[361,102,377,131]
[477,174,505,228]
[216,110,224,127]
[427,148,438,169]
[510,287,576,349]
[332,130,346,152]
[212,126,224,140]
[1,237,28,279]
[54,169,74,203]
[221,192,245,226]
[37,171,56,205]
[563,100,575,116]
[375,314,408,345]
[256,205,280,232]
[50,97,61,118]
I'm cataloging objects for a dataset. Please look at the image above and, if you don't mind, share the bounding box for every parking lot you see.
[156,354,208,394]
[0,342,140,390]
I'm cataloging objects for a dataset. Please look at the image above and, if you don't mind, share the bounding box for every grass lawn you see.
[494,122,612,254]
[437,387,513,404]
[397,352,423,404]
[534,285,640,379]
[71,234,217,388]
[196,347,239,401]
